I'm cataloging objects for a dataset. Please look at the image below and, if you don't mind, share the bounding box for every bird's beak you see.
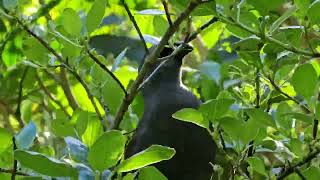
[174,42,193,53]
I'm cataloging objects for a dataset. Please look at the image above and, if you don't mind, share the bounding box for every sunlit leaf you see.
[173,108,209,129]
[117,145,175,172]
[88,130,126,171]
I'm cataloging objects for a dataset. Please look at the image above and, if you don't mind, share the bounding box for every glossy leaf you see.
[117,145,175,172]
[173,108,209,129]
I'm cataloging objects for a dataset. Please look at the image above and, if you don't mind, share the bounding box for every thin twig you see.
[162,0,173,26]
[186,16,219,42]
[11,137,18,180]
[112,0,202,129]
[35,72,71,118]
[121,0,149,55]
[59,68,79,110]
[15,67,29,128]
[277,147,320,179]
[87,50,128,96]
[219,15,320,58]
[69,70,106,131]
[267,76,311,114]
[0,168,29,176]
[15,17,106,130]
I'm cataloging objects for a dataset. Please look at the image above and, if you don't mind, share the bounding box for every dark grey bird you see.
[125,42,217,180]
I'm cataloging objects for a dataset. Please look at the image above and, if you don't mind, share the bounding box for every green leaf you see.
[90,64,125,114]
[172,108,209,129]
[81,115,103,147]
[219,117,244,141]
[275,102,292,131]
[283,113,313,124]
[247,157,267,177]
[123,173,135,180]
[291,63,318,99]
[51,111,76,138]
[246,108,276,128]
[111,48,128,72]
[15,121,37,150]
[153,16,168,36]
[0,128,12,154]
[22,37,48,65]
[269,6,297,34]
[138,166,167,180]
[62,8,82,37]
[303,166,320,179]
[295,0,310,16]
[247,0,286,14]
[191,1,216,16]
[316,103,320,120]
[15,150,78,177]
[86,0,107,34]
[3,0,17,10]
[117,145,175,172]
[88,130,126,171]
[289,138,304,157]
[200,99,234,122]
[308,0,320,25]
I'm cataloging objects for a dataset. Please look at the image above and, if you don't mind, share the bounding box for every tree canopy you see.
[1,0,320,179]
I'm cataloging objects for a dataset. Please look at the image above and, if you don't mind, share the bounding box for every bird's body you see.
[125,43,217,180]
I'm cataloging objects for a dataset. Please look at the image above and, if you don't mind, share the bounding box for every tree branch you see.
[0,168,29,177]
[277,147,320,179]
[186,16,218,42]
[218,15,320,58]
[68,70,106,131]
[35,72,71,118]
[87,50,128,96]
[162,0,173,26]
[15,17,106,130]
[267,76,311,114]
[15,67,29,128]
[121,0,149,55]
[59,68,79,110]
[112,0,203,129]
[11,137,18,180]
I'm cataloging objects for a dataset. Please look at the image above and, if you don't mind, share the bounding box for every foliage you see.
[0,0,320,179]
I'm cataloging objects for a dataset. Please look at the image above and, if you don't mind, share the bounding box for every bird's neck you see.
[142,68,182,98]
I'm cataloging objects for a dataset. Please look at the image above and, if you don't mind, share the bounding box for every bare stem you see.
[121,0,149,55]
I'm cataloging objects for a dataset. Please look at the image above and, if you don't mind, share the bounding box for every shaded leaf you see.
[15,150,78,177]
[15,121,37,150]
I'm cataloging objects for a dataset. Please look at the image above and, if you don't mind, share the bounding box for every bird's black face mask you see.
[139,42,193,91]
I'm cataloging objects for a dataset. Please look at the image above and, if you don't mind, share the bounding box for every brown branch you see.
[87,50,128,96]
[35,72,71,118]
[15,67,29,128]
[15,17,106,130]
[121,0,149,55]
[186,16,218,42]
[59,68,79,110]
[11,137,18,180]
[112,0,203,129]
[277,147,320,179]
[0,168,29,176]
[162,0,173,26]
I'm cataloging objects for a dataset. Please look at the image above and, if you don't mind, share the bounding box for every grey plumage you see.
[125,43,217,180]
